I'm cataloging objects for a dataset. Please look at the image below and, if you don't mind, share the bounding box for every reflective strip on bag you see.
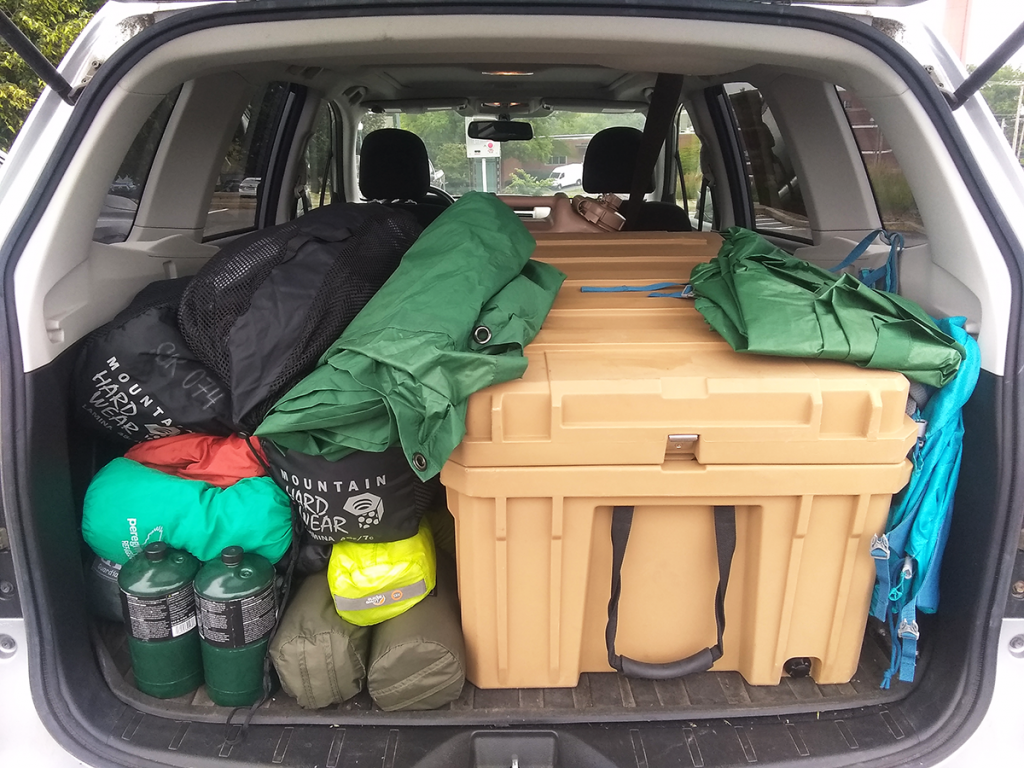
[332,579,427,612]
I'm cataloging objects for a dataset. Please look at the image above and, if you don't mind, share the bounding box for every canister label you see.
[196,585,276,648]
[121,585,198,641]
[92,557,121,584]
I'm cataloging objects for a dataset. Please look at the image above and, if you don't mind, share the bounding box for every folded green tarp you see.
[257,192,566,479]
[690,228,964,387]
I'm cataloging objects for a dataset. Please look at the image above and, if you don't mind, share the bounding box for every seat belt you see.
[621,73,685,230]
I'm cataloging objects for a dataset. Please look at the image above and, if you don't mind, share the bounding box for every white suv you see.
[0,1,1022,766]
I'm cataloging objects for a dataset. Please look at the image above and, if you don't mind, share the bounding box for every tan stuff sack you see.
[269,572,371,709]
[366,553,466,711]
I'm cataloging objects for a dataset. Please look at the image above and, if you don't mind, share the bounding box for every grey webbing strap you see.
[621,73,685,230]
[332,579,428,612]
[606,505,736,679]
[224,435,303,747]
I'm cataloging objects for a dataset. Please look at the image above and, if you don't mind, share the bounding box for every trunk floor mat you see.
[94,620,910,725]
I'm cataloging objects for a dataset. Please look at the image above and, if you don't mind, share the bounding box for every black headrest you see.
[359,129,430,202]
[582,126,655,195]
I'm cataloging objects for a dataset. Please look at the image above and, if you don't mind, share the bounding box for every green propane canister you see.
[88,555,124,623]
[118,542,203,698]
[194,546,277,707]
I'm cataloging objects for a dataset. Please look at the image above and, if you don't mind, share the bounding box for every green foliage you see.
[677,136,702,201]
[398,110,464,147]
[395,112,476,192]
[868,165,920,228]
[305,104,334,199]
[509,127,553,165]
[534,111,645,137]
[360,112,393,135]
[0,0,104,150]
[434,142,473,193]
[978,64,1024,153]
[502,168,554,195]
[678,137,700,175]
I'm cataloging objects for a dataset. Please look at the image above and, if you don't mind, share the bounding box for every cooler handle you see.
[606,505,736,679]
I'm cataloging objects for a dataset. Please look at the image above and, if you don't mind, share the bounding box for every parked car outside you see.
[238,176,261,197]
[549,162,584,189]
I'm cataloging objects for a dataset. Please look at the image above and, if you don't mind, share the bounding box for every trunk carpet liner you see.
[93,619,910,725]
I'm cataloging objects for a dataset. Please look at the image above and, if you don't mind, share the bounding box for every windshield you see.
[357,109,648,196]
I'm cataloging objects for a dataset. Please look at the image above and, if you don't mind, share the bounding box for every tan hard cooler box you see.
[440,232,915,690]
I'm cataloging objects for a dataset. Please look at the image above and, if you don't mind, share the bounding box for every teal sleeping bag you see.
[83,458,292,564]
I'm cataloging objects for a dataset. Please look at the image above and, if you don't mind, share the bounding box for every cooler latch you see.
[665,433,699,460]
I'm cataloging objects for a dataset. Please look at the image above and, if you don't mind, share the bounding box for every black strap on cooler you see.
[606,504,736,679]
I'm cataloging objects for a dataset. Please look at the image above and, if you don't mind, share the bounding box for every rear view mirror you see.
[467,120,534,142]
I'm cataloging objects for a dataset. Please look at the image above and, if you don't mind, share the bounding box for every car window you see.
[358,109,645,197]
[204,82,291,239]
[676,106,714,229]
[92,89,180,244]
[837,87,924,236]
[726,83,811,241]
[296,100,337,216]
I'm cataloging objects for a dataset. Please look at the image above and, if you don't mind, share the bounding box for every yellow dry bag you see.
[328,519,436,626]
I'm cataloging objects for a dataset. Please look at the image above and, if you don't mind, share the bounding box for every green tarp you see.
[690,228,964,387]
[256,192,565,479]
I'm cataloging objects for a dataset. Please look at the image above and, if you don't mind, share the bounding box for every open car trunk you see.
[20,305,1007,765]
[3,2,1022,767]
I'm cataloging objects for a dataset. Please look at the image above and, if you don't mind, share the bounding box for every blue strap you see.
[878,558,919,688]
[870,504,917,622]
[649,285,694,298]
[897,599,919,683]
[860,264,890,289]
[829,229,883,273]
[581,282,682,293]
[581,282,693,299]
[829,229,904,293]
[869,533,891,621]
[880,611,900,690]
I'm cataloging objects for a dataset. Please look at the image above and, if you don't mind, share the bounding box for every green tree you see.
[398,110,464,148]
[434,142,472,193]
[502,168,554,195]
[0,0,103,150]
[977,64,1024,153]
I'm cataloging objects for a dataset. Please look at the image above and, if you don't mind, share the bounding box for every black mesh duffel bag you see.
[178,203,421,428]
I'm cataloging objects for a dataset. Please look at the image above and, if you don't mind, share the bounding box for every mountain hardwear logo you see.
[344,492,385,529]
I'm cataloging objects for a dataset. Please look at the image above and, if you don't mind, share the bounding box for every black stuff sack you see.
[177,203,421,427]
[265,444,433,544]
[74,277,235,444]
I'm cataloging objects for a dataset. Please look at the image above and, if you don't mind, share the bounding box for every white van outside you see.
[549,162,583,189]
